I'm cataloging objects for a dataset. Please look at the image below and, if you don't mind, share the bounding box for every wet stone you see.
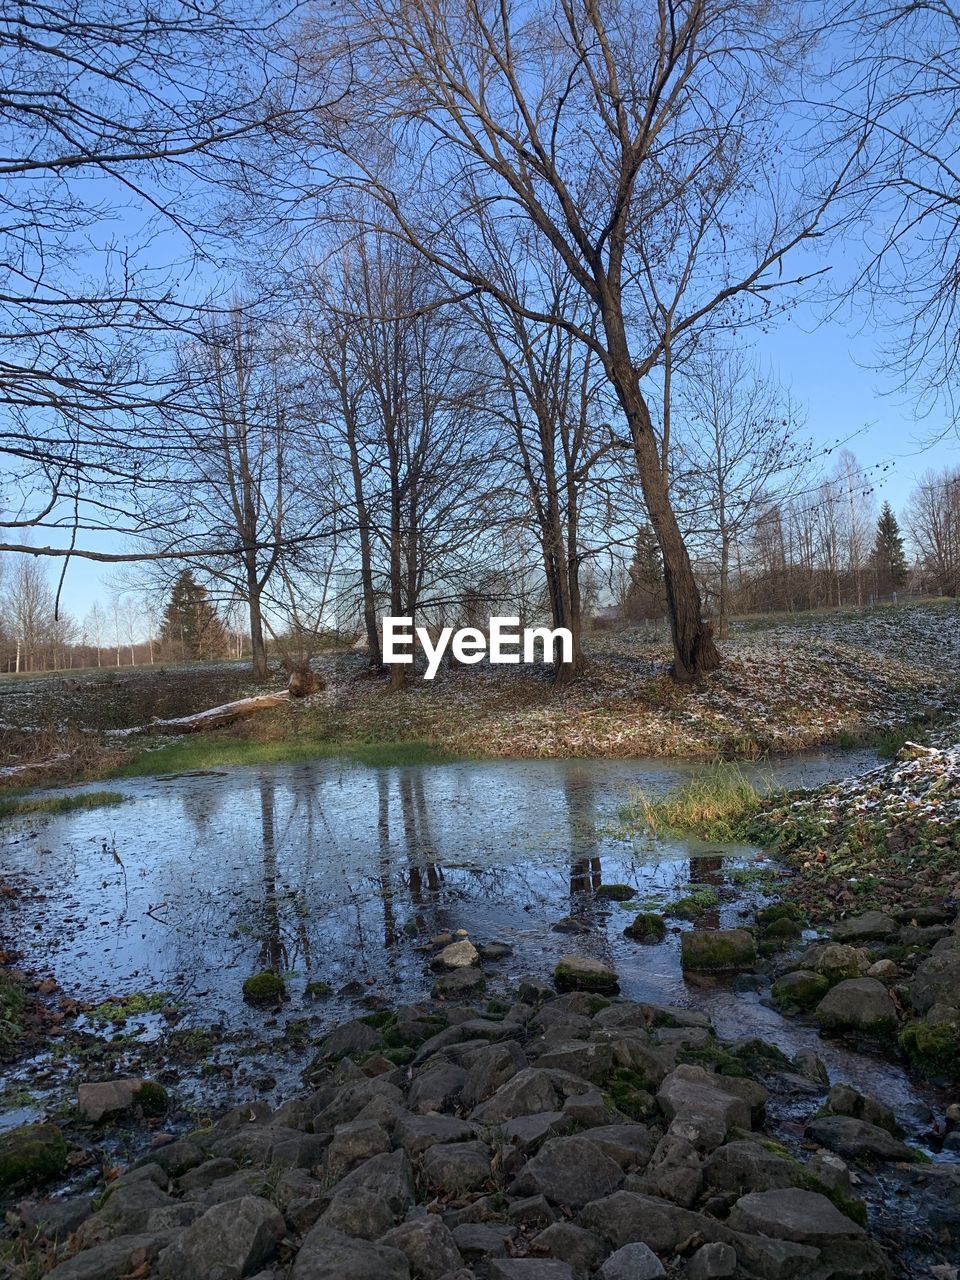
[421,1140,492,1194]
[290,1226,411,1280]
[380,1216,463,1279]
[451,1221,518,1260]
[511,1136,625,1208]
[597,1242,666,1279]
[157,1195,285,1280]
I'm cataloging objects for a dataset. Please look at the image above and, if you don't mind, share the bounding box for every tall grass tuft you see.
[0,789,125,820]
[621,764,762,841]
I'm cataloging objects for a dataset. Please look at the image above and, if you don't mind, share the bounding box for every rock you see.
[531,1221,607,1273]
[702,1140,801,1195]
[78,1078,160,1123]
[509,1195,556,1229]
[656,1066,753,1134]
[408,1063,467,1113]
[771,970,829,1009]
[78,1180,177,1246]
[792,1049,829,1086]
[598,1243,666,1279]
[534,1041,613,1081]
[381,1217,463,1279]
[395,1114,476,1157]
[511,1136,624,1208]
[575,1125,657,1169]
[434,940,480,969]
[325,1120,391,1177]
[814,944,870,983]
[461,1041,526,1107]
[0,1123,68,1192]
[815,978,898,1036]
[21,1195,95,1240]
[189,1171,271,1208]
[318,1188,393,1239]
[518,976,556,1003]
[686,1242,737,1279]
[831,911,897,942]
[680,930,756,971]
[595,884,636,900]
[479,942,514,961]
[553,955,619,993]
[421,1141,492,1194]
[578,1191,721,1253]
[332,1150,415,1215]
[804,1115,914,1162]
[487,1264,576,1280]
[432,969,486,1000]
[177,1158,240,1192]
[624,913,667,944]
[634,1132,702,1207]
[502,1111,572,1151]
[291,1226,411,1279]
[908,940,960,1014]
[158,1196,285,1279]
[451,1222,517,1260]
[727,1187,865,1243]
[866,959,898,980]
[317,1019,385,1060]
[470,1067,589,1124]
[821,1083,898,1134]
[45,1233,167,1280]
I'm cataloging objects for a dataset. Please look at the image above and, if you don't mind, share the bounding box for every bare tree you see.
[294,0,857,678]
[909,468,960,598]
[673,349,808,637]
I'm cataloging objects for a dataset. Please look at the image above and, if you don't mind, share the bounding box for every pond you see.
[7,745,943,1134]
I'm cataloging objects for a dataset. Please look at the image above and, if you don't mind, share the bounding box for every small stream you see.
[0,748,946,1147]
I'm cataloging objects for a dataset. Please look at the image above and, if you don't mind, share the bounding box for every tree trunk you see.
[246,560,269,682]
[718,533,730,641]
[628,390,720,681]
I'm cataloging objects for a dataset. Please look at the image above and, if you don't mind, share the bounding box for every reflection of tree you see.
[563,765,604,932]
[689,853,723,930]
[403,774,444,901]
[255,775,312,974]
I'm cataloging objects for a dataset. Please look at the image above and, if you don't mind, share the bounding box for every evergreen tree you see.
[871,502,908,595]
[160,570,228,659]
[622,526,667,622]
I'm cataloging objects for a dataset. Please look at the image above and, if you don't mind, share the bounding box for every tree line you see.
[1,0,959,683]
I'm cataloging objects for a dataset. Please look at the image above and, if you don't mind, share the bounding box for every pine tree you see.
[871,502,908,595]
[160,570,228,659]
[622,526,667,622]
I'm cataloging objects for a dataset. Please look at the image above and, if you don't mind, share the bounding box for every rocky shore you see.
[2,944,959,1280]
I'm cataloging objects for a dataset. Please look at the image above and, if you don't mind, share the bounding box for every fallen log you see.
[106,692,290,738]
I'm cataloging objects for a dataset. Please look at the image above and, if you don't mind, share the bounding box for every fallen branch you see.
[106,692,290,738]
[0,752,74,782]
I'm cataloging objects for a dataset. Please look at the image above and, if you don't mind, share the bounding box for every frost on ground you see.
[319,601,960,759]
[750,725,960,917]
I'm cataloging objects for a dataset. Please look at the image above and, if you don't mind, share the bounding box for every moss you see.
[668,886,720,920]
[131,1081,169,1116]
[586,995,612,1014]
[595,884,636,901]
[305,981,332,1000]
[86,990,171,1025]
[360,1009,395,1029]
[604,1069,657,1121]
[384,1046,415,1066]
[679,1044,746,1077]
[772,970,830,1009]
[0,1124,68,1192]
[802,1175,869,1227]
[680,928,756,971]
[242,971,284,1004]
[756,903,806,927]
[623,912,667,944]
[898,1020,960,1078]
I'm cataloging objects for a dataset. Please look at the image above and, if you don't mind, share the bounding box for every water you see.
[2,747,939,1134]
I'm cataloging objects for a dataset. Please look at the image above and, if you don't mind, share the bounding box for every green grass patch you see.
[0,975,27,1056]
[0,790,124,820]
[620,764,762,841]
[113,733,456,777]
[85,991,171,1025]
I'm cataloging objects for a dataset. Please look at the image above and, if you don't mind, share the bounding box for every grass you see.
[0,789,125,819]
[0,974,26,1056]
[619,763,763,841]
[113,734,457,777]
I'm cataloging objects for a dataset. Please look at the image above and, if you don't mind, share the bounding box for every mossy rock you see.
[553,954,619,994]
[305,981,332,1000]
[132,1081,169,1117]
[0,1124,68,1193]
[669,886,720,920]
[604,1069,657,1120]
[759,918,803,953]
[680,928,756,971]
[624,912,667,944]
[899,1020,960,1079]
[772,970,830,1009]
[757,903,806,927]
[242,971,285,1004]
[595,884,636,901]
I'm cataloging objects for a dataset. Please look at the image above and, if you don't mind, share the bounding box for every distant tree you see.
[160,571,228,660]
[622,528,667,624]
[871,503,908,595]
